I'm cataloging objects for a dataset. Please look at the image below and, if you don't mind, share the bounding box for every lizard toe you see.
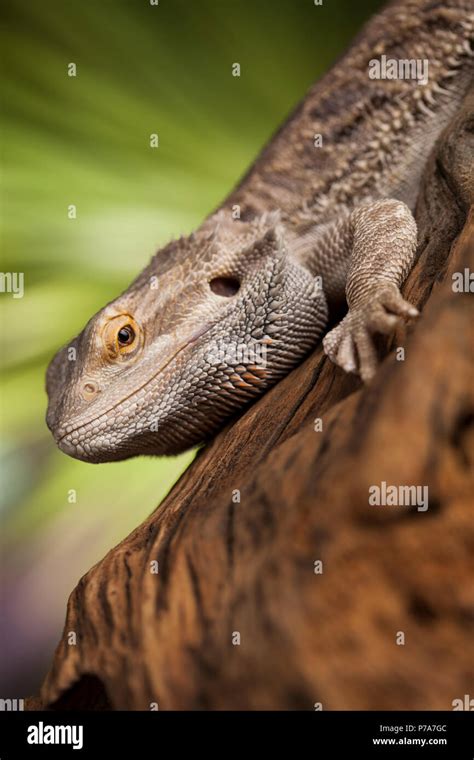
[379,287,419,320]
[354,328,378,383]
[335,332,357,373]
[367,305,400,335]
[322,323,344,362]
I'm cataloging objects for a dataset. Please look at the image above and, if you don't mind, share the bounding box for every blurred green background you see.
[0,0,382,696]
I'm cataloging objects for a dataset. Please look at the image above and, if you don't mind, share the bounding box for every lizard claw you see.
[323,284,418,382]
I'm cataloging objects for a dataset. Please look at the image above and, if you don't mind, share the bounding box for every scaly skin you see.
[46,0,473,463]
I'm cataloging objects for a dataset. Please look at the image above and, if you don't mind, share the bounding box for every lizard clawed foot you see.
[322,284,419,382]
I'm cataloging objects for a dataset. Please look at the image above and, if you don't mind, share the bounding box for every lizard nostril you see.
[83,382,98,398]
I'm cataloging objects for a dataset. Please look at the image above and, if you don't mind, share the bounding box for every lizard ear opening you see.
[209,276,240,297]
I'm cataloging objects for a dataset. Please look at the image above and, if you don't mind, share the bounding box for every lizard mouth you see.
[54,321,215,445]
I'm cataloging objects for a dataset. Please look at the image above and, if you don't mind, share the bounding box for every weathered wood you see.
[32,94,473,711]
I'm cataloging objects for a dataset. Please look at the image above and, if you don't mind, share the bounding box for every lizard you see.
[46,0,474,463]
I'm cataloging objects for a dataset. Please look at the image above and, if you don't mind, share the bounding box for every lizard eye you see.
[209,276,240,297]
[103,315,141,359]
[117,325,135,346]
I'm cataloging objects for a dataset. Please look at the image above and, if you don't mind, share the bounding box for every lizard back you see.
[223,0,473,229]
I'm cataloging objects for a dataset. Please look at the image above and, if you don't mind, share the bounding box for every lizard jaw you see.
[50,322,216,461]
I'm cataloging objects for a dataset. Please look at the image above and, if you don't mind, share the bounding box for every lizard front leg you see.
[296,199,419,381]
[324,199,419,381]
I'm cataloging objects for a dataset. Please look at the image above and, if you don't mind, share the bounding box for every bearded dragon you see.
[46,0,473,463]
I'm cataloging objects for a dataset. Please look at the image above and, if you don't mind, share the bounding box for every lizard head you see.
[46,212,327,462]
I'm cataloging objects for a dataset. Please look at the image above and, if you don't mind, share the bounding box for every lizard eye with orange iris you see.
[103,316,141,359]
[117,325,135,346]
